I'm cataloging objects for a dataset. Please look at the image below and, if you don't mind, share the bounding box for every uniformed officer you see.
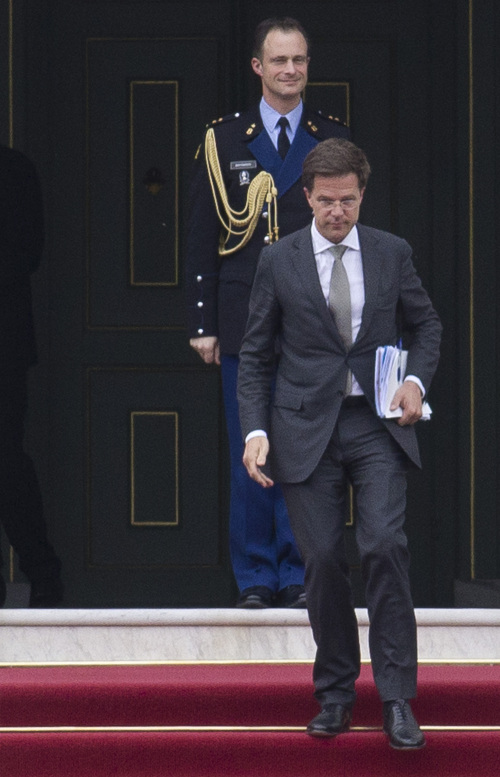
[186,17,350,608]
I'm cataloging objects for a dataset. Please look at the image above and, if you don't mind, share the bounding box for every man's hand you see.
[189,336,220,365]
[242,436,274,488]
[390,380,423,426]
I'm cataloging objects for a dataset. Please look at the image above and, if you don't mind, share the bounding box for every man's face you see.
[304,174,365,244]
[251,30,309,108]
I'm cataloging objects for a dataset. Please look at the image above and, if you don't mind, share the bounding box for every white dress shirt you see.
[311,221,365,395]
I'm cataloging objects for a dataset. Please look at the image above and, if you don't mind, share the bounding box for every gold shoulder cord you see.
[204,128,279,256]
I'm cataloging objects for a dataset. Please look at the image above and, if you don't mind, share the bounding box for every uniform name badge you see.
[230,161,256,186]
[230,160,257,170]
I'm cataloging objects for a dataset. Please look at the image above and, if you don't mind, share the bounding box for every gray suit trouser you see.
[281,398,417,708]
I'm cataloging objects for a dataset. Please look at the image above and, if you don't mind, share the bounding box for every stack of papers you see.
[374,345,432,420]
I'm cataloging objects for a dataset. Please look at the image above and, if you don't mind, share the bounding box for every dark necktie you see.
[277,117,290,159]
[329,244,352,394]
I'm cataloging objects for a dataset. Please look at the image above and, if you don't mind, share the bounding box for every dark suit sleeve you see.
[238,248,280,437]
[399,247,442,392]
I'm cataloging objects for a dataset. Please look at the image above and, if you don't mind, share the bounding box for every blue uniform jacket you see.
[186,104,350,354]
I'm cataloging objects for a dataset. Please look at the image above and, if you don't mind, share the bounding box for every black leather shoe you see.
[306,703,352,737]
[275,584,306,608]
[29,577,64,608]
[383,699,426,750]
[235,586,273,609]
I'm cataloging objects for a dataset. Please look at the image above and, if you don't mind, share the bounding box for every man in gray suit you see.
[238,138,441,749]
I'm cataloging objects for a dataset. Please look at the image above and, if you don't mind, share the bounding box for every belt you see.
[341,395,369,409]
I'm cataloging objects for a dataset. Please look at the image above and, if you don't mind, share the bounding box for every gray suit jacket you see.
[238,223,442,483]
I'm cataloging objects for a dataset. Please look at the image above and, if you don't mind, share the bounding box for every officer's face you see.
[304,174,365,244]
[251,30,309,108]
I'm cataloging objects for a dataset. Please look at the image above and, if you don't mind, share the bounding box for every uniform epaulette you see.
[205,111,242,129]
[314,109,348,127]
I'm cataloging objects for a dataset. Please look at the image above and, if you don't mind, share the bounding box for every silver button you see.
[262,211,268,219]
[197,301,204,308]
[196,275,202,282]
[263,235,270,244]
[197,328,204,335]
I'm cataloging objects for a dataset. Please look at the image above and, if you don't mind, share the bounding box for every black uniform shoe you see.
[383,699,426,750]
[235,586,273,609]
[275,584,306,608]
[306,703,352,737]
[29,577,64,608]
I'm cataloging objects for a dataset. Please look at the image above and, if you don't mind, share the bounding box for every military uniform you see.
[187,104,350,352]
[186,104,350,599]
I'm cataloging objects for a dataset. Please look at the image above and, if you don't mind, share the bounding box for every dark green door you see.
[14,0,462,606]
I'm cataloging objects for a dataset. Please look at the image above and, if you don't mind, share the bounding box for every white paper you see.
[375,345,432,420]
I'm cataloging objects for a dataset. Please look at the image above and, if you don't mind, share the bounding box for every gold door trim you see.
[129,80,179,287]
[468,0,475,578]
[130,411,180,527]
[306,81,351,127]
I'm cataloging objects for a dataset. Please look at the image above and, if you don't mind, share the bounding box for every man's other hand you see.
[189,336,220,365]
[243,436,274,488]
[390,380,423,426]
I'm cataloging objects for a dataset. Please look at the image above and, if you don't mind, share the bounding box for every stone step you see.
[1,608,499,663]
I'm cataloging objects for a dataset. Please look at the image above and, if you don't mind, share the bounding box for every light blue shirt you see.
[259,97,303,150]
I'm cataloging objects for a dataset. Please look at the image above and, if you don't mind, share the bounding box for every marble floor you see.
[0,608,499,664]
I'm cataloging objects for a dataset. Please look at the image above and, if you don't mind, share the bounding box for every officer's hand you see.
[243,436,274,488]
[189,336,220,365]
[390,380,423,426]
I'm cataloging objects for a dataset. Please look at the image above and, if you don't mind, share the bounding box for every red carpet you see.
[0,662,499,727]
[2,731,500,777]
[0,662,499,775]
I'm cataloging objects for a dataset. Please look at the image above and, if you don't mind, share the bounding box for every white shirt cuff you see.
[245,430,268,443]
[404,375,425,397]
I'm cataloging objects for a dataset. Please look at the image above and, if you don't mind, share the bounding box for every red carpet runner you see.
[0,662,499,775]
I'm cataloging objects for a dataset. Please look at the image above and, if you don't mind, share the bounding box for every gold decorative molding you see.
[7,0,13,581]
[8,0,13,147]
[0,658,498,668]
[129,80,179,287]
[85,39,186,331]
[130,411,179,527]
[469,0,475,579]
[0,723,499,734]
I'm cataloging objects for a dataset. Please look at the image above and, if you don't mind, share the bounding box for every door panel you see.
[87,369,220,567]
[86,37,220,328]
[31,1,236,606]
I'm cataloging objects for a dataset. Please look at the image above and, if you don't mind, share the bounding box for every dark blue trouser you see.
[221,354,304,594]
